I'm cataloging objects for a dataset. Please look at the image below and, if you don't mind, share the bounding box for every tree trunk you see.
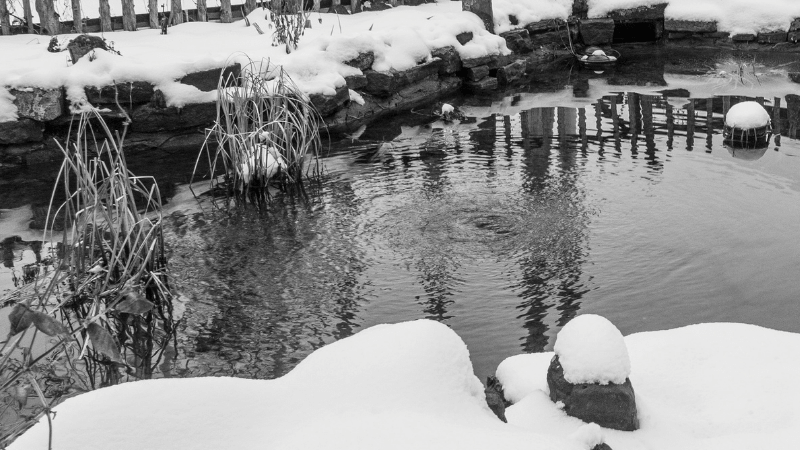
[313,0,320,11]
[71,0,82,32]
[98,0,112,31]
[34,0,61,35]
[121,0,136,30]
[350,0,360,13]
[170,0,182,24]
[196,0,206,21]
[219,0,231,23]
[0,0,11,36]
[148,0,157,27]
[244,0,255,15]
[23,0,34,33]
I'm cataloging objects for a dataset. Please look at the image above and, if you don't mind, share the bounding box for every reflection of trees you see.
[516,107,591,352]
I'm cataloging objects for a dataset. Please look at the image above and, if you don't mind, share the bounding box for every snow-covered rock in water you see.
[545,315,638,431]
[725,101,771,130]
[10,320,585,450]
[554,314,630,385]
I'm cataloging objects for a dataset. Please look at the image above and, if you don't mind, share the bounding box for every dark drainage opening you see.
[613,21,660,43]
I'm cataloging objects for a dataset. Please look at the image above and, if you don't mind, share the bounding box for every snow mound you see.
[11,320,582,450]
[725,101,771,130]
[554,314,630,385]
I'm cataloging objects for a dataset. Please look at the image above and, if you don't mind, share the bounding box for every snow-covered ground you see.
[0,2,508,119]
[10,318,800,450]
[495,0,800,35]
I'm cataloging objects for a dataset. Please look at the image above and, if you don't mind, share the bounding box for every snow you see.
[10,319,582,450]
[10,319,800,450]
[0,3,508,109]
[489,0,800,36]
[552,314,631,385]
[725,101,771,130]
[498,322,800,450]
[492,0,572,34]
[0,87,17,123]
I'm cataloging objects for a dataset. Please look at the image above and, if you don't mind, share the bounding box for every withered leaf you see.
[8,304,35,336]
[86,323,122,363]
[31,311,69,337]
[115,292,155,315]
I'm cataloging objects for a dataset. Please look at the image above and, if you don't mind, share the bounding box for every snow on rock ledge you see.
[553,314,630,385]
[10,320,583,450]
[725,101,771,130]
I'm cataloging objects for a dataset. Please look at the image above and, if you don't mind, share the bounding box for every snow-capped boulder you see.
[547,315,638,431]
[725,101,771,130]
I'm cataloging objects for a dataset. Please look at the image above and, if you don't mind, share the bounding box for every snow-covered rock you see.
[725,101,771,130]
[553,314,630,385]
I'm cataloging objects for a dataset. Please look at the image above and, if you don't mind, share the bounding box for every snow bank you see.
[724,101,771,129]
[498,322,800,450]
[553,314,630,385]
[0,3,507,108]
[10,320,582,450]
[587,0,800,35]
[493,0,572,34]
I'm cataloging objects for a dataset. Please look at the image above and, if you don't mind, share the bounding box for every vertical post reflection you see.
[706,98,714,152]
[686,100,695,151]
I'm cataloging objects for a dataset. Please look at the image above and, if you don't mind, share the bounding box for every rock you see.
[547,355,638,431]
[345,74,368,90]
[529,30,567,48]
[607,3,667,22]
[130,102,216,133]
[361,0,391,11]
[343,51,375,71]
[326,76,462,135]
[484,376,507,423]
[732,33,756,42]
[0,119,44,144]
[364,59,442,97]
[461,54,497,69]
[463,76,497,92]
[431,46,462,74]
[791,18,800,32]
[85,81,155,105]
[67,34,112,62]
[9,87,64,122]
[462,0,494,33]
[456,31,473,46]
[592,444,613,450]
[525,20,566,34]
[664,20,716,33]
[309,84,350,117]
[580,18,615,45]
[497,59,527,85]
[179,64,241,91]
[464,65,489,81]
[790,32,800,44]
[329,4,350,14]
[790,72,800,83]
[667,32,691,40]
[757,31,787,44]
[500,29,534,54]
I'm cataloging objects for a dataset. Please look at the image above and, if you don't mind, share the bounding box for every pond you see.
[2,47,800,384]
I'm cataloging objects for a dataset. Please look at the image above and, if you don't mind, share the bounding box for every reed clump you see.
[194,57,323,207]
[0,110,176,446]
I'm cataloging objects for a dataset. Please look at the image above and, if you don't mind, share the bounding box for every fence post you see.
[220,0,232,23]
[35,0,62,34]
[170,0,182,24]
[1,0,11,35]
[98,0,112,31]
[197,0,207,21]
[122,0,136,30]
[71,0,82,32]
[148,0,157,27]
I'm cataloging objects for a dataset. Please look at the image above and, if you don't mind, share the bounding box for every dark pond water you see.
[2,48,800,383]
